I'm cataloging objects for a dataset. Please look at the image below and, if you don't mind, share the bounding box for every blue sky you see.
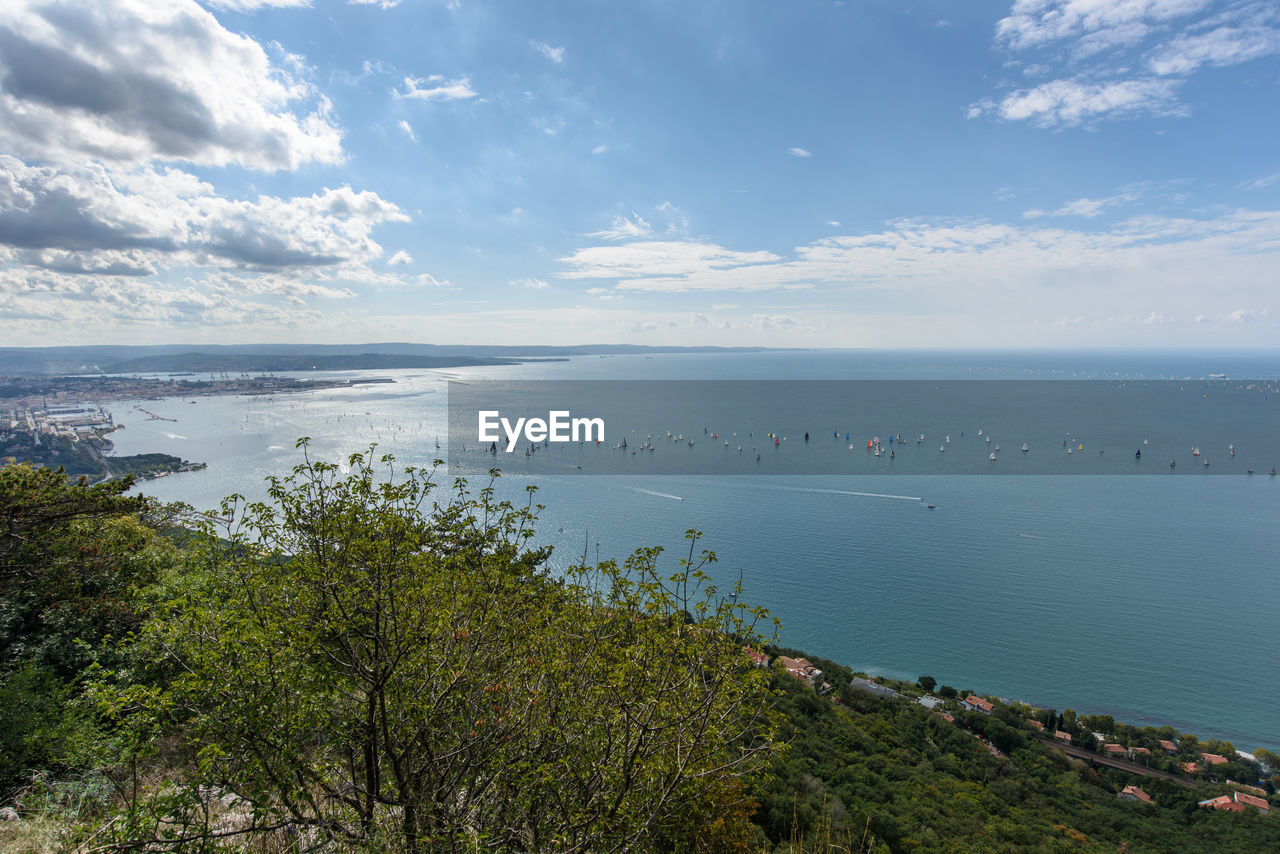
[1,0,1278,348]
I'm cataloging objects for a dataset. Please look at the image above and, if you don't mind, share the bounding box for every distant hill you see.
[0,343,771,375]
[99,353,522,374]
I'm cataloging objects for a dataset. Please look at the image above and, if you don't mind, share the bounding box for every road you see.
[1039,738,1197,788]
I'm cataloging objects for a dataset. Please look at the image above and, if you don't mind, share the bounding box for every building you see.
[1053,730,1073,743]
[777,656,822,686]
[1233,792,1271,814]
[1158,739,1178,755]
[1198,795,1245,813]
[1103,744,1127,755]
[1201,753,1229,766]
[962,694,994,714]
[1228,780,1267,798]
[1119,785,1152,803]
[744,648,769,667]
[850,677,899,699]
[917,696,942,710]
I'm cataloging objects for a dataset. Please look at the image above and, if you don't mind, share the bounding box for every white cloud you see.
[978,78,1185,127]
[558,240,783,292]
[530,40,565,64]
[1243,172,1280,190]
[0,156,409,274]
[387,250,412,265]
[199,1,313,11]
[591,144,609,155]
[985,1,1279,128]
[0,0,342,171]
[556,210,1280,311]
[347,0,401,9]
[1149,19,1280,75]
[787,147,813,158]
[995,0,1211,51]
[396,74,478,102]
[509,277,548,289]
[588,213,653,241]
[398,120,416,142]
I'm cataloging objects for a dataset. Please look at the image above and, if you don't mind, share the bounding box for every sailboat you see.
[1021,443,1029,452]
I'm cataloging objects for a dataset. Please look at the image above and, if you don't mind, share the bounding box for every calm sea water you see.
[105,350,1280,753]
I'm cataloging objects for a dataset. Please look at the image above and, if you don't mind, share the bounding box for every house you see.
[1158,739,1178,755]
[1233,791,1270,813]
[1119,785,1152,803]
[1128,747,1150,758]
[1053,730,1073,743]
[1181,761,1200,774]
[1199,795,1245,813]
[744,648,769,667]
[850,677,899,699]
[917,696,942,710]
[1201,752,1229,766]
[777,656,822,686]
[1228,780,1267,798]
[937,712,954,723]
[1103,744,1127,755]
[962,694,994,714]
[1028,719,1044,731]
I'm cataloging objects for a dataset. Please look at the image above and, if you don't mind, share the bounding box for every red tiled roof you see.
[1158,739,1178,751]
[1229,780,1267,797]
[1199,795,1245,813]
[1103,744,1126,754]
[1054,730,1073,742]
[1120,785,1151,803]
[1201,752,1229,765]
[964,694,994,712]
[1234,792,1270,812]
[1129,747,1150,755]
[777,656,819,681]
[1029,719,1044,730]
[1181,762,1199,774]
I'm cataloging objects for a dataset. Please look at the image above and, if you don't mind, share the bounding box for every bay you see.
[103,349,1280,753]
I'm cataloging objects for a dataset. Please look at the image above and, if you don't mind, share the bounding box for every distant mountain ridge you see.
[0,343,772,375]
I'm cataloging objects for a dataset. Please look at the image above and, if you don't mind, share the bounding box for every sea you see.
[101,349,1280,754]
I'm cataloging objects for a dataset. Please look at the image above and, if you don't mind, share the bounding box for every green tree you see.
[0,463,171,795]
[917,675,937,693]
[126,444,777,852]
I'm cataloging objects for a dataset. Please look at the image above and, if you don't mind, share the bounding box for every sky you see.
[1,0,1278,349]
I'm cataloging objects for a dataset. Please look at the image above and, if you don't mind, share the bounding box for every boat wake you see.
[771,486,923,502]
[623,486,685,501]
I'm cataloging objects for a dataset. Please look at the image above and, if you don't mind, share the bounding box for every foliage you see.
[116,442,778,852]
[0,463,174,795]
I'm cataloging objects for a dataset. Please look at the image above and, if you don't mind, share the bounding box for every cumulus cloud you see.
[396,74,478,102]
[0,0,342,170]
[0,156,408,272]
[387,250,412,265]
